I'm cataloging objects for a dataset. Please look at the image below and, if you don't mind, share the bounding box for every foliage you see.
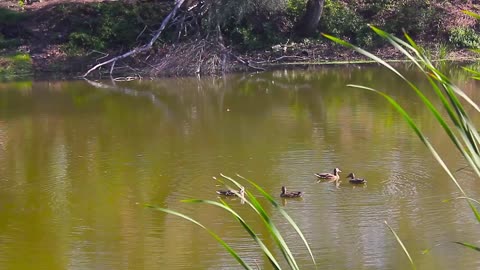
[148,174,316,270]
[286,0,306,20]
[0,7,24,24]
[392,4,439,36]
[320,0,374,46]
[228,20,285,50]
[448,27,480,49]
[203,0,286,29]
[60,2,169,54]
[0,34,21,49]
[0,53,32,80]
[0,8,26,39]
[365,0,442,38]
[320,1,362,38]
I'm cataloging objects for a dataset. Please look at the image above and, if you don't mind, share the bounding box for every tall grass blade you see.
[247,190,299,270]
[145,205,254,270]
[182,199,282,269]
[324,32,480,222]
[218,174,300,270]
[463,10,480,20]
[384,221,416,270]
[443,196,480,206]
[349,84,480,222]
[453,241,480,252]
[235,174,317,267]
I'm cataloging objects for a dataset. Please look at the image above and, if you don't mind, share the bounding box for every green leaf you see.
[454,241,480,252]
[385,221,416,270]
[146,204,254,270]
[235,174,317,267]
[182,199,282,270]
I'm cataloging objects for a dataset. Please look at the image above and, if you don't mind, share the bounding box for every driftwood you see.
[82,0,186,78]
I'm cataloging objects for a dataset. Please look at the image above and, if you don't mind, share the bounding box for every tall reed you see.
[147,173,316,270]
[323,21,480,255]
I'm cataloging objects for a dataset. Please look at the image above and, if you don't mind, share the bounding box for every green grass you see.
[0,53,33,80]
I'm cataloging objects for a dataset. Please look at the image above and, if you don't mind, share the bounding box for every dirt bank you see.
[0,0,479,79]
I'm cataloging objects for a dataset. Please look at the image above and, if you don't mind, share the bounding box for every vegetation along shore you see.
[1,0,479,79]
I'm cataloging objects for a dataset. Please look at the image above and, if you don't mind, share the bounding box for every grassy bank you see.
[0,53,32,80]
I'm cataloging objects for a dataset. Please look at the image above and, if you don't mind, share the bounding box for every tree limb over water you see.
[82,0,186,78]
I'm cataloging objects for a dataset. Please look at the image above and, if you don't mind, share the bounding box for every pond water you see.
[1,64,480,270]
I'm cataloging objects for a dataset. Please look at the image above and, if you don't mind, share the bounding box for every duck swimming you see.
[280,186,304,198]
[315,168,341,181]
[216,186,245,196]
[346,172,367,184]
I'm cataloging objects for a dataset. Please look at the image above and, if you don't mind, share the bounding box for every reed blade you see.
[453,241,480,252]
[385,221,416,270]
[182,199,282,270]
[219,174,300,270]
[146,205,254,270]
[236,174,317,267]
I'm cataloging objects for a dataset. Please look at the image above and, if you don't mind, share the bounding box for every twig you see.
[255,55,308,64]
[82,0,186,77]
[136,25,148,41]
[86,50,109,61]
[109,61,116,75]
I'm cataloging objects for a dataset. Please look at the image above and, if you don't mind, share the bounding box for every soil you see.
[1,0,479,78]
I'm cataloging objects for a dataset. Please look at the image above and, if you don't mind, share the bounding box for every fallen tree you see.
[82,0,186,77]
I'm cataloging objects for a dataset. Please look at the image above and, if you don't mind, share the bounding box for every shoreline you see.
[1,29,479,81]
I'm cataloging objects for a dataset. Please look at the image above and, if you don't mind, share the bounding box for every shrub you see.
[286,0,306,20]
[320,0,363,39]
[320,0,378,47]
[448,27,480,49]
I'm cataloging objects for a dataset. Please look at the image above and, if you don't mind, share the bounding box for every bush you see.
[383,1,442,38]
[60,2,168,54]
[0,8,26,38]
[320,0,377,47]
[286,0,306,21]
[449,27,480,49]
[0,53,32,79]
[320,0,362,38]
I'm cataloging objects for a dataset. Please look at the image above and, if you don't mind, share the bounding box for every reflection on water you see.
[0,65,480,269]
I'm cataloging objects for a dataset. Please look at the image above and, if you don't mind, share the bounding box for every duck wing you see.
[349,179,366,184]
[315,172,333,178]
[216,190,235,196]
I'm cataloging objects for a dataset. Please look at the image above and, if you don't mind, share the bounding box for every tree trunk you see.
[296,0,325,37]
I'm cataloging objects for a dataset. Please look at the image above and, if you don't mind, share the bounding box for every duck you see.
[280,186,304,198]
[346,172,367,184]
[216,186,245,197]
[315,168,342,181]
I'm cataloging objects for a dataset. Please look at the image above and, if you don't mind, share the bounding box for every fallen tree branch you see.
[216,42,266,71]
[82,0,186,78]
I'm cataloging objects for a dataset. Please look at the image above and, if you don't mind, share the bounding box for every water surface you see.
[1,65,480,269]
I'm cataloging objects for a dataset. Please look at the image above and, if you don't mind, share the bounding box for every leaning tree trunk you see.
[296,0,325,37]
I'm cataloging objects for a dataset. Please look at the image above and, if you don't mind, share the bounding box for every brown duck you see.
[280,186,304,198]
[346,173,367,184]
[315,168,341,181]
[216,186,245,196]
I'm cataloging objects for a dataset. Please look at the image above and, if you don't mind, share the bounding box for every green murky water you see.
[1,65,480,269]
